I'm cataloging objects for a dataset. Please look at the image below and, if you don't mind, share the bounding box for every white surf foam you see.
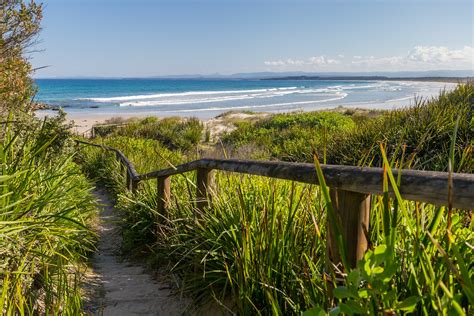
[117,87,339,107]
[164,93,348,112]
[79,87,300,102]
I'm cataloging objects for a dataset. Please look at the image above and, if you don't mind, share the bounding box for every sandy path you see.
[84,189,189,315]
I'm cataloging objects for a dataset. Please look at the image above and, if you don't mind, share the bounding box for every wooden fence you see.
[76,139,474,267]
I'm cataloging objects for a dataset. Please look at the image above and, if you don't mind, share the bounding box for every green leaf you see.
[374,244,387,255]
[372,266,384,274]
[334,286,358,299]
[341,301,367,314]
[347,270,361,286]
[396,296,420,312]
[328,306,341,316]
[303,307,327,316]
[358,289,369,298]
[380,262,398,282]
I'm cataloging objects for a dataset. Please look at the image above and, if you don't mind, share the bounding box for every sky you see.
[31,0,474,78]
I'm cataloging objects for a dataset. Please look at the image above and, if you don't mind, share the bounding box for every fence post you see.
[91,126,95,139]
[327,188,370,268]
[126,171,132,190]
[131,179,139,192]
[157,176,171,217]
[196,168,214,211]
[126,171,139,192]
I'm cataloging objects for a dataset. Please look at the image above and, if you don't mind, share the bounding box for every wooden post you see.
[126,171,132,191]
[196,168,214,211]
[126,171,139,192]
[131,179,139,192]
[328,188,370,268]
[157,176,171,217]
[91,126,95,139]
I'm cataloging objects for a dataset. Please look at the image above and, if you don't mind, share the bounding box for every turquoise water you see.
[35,79,452,119]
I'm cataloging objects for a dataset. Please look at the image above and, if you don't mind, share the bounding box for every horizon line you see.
[33,69,474,80]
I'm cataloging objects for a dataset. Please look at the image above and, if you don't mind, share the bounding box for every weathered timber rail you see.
[76,139,474,267]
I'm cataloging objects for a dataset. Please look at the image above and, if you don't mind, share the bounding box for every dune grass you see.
[222,83,473,173]
[79,83,473,314]
[0,118,97,314]
[79,141,473,314]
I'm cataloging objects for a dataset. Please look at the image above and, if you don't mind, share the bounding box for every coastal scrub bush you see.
[222,111,355,161]
[222,84,473,173]
[0,2,99,313]
[95,116,204,152]
[0,0,42,114]
[327,83,474,173]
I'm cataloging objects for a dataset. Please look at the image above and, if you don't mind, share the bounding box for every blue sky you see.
[32,0,473,77]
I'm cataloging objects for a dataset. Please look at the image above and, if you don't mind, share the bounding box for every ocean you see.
[34,79,455,119]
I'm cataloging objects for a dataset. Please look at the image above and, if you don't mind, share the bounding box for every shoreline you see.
[34,79,461,135]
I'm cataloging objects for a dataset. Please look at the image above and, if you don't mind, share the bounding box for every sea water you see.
[35,79,455,119]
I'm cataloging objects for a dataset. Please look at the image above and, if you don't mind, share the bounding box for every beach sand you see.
[35,109,271,137]
[35,111,154,135]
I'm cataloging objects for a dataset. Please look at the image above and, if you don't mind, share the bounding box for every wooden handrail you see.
[75,140,139,179]
[75,139,474,267]
[78,138,474,210]
[138,158,473,209]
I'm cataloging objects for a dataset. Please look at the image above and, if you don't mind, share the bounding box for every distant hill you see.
[261,76,472,83]
[228,70,474,79]
[35,70,474,80]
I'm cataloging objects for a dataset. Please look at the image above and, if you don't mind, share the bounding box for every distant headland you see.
[262,76,472,83]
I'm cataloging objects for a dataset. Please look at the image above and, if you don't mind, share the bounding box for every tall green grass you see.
[222,83,473,173]
[79,85,473,314]
[0,119,97,314]
[80,144,472,314]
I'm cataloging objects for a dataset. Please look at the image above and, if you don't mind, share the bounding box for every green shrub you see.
[327,83,473,173]
[0,120,97,314]
[222,111,355,161]
[98,116,204,152]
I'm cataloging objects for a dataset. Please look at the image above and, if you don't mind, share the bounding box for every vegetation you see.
[222,111,356,161]
[94,116,204,151]
[0,120,97,314]
[2,0,472,314]
[327,86,473,173]
[222,85,473,173]
[79,85,473,315]
[1,1,98,313]
[0,0,42,114]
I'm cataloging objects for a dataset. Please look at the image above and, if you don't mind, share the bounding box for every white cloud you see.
[264,60,286,66]
[264,55,341,68]
[264,45,473,71]
[406,46,473,65]
[308,56,340,65]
